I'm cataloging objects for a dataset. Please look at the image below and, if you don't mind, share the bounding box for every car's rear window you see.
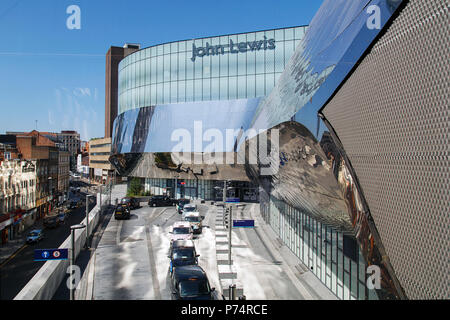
[173,227,190,234]
[179,279,210,297]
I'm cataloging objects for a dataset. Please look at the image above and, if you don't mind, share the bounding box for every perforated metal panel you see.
[322,0,449,299]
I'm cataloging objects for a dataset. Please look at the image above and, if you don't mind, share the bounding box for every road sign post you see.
[70,224,85,300]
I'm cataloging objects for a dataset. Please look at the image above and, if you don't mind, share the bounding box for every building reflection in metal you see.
[243,120,404,299]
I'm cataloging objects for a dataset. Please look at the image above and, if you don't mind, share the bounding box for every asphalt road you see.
[92,202,219,300]
[0,185,97,300]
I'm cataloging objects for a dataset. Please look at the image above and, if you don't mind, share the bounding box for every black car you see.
[69,200,78,209]
[114,204,131,220]
[176,198,190,214]
[148,195,176,207]
[170,265,217,300]
[121,197,140,209]
[168,240,199,274]
[43,215,59,228]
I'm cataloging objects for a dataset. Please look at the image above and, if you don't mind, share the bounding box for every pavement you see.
[219,203,338,300]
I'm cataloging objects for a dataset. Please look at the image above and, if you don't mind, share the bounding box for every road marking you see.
[0,244,28,269]
[145,207,167,300]
[116,220,123,245]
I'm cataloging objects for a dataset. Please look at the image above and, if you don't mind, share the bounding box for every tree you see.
[127,177,143,196]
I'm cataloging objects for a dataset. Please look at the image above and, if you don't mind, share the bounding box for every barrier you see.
[14,191,109,300]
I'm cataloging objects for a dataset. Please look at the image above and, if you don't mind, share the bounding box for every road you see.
[92,202,219,299]
[0,186,96,300]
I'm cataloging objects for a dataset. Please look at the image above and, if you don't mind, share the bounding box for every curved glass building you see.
[118,26,307,114]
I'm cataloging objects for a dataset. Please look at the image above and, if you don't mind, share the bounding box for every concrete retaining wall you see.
[14,192,109,300]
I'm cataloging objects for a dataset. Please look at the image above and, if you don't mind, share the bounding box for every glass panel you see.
[151,58,157,84]
[170,81,177,103]
[219,77,228,100]
[211,55,220,78]
[186,54,194,80]
[211,77,219,100]
[284,28,294,41]
[186,80,193,102]
[255,48,264,74]
[255,74,265,97]
[178,80,185,102]
[164,82,170,104]
[150,84,156,105]
[265,73,275,95]
[156,56,163,82]
[237,50,246,76]
[275,43,284,72]
[194,79,202,101]
[203,78,210,101]
[237,76,246,99]
[164,55,170,81]
[156,83,163,104]
[246,74,255,98]
[179,52,186,80]
[228,76,237,99]
[171,53,178,81]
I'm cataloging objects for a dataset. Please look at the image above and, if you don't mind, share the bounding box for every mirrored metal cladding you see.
[110,0,408,299]
[243,121,404,299]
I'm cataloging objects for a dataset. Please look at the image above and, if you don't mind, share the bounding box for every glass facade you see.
[118,26,307,114]
[263,196,374,300]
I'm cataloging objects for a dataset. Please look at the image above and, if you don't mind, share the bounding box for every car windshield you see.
[185,216,201,222]
[121,199,129,203]
[173,227,190,234]
[183,207,196,212]
[29,231,39,236]
[172,249,194,259]
[179,279,210,297]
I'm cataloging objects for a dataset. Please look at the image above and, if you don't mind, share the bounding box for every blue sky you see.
[0,0,323,141]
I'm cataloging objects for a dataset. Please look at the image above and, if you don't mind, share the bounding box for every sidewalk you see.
[214,202,337,300]
[0,220,43,266]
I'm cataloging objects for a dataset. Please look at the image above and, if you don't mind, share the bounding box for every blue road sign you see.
[226,198,240,203]
[34,248,68,261]
[233,220,255,228]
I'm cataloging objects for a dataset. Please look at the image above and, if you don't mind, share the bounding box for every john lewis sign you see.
[191,36,275,62]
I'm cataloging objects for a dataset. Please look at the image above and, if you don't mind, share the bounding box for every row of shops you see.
[0,194,64,245]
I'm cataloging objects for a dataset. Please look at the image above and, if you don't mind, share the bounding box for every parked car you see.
[169,221,193,242]
[26,229,44,244]
[148,195,176,207]
[170,265,217,300]
[168,240,199,274]
[120,197,140,209]
[114,204,131,220]
[176,199,191,214]
[43,215,59,229]
[183,212,203,234]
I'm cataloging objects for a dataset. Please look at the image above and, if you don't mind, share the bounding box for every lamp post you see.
[70,224,85,300]
[85,194,93,249]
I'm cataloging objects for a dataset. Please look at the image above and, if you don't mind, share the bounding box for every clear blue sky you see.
[0,0,323,141]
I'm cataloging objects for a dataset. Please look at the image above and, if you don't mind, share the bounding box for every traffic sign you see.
[233,220,255,228]
[34,249,68,261]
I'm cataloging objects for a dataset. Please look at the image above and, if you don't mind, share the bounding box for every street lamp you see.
[85,194,93,249]
[70,224,85,300]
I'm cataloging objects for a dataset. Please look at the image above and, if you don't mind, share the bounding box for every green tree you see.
[127,177,143,196]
